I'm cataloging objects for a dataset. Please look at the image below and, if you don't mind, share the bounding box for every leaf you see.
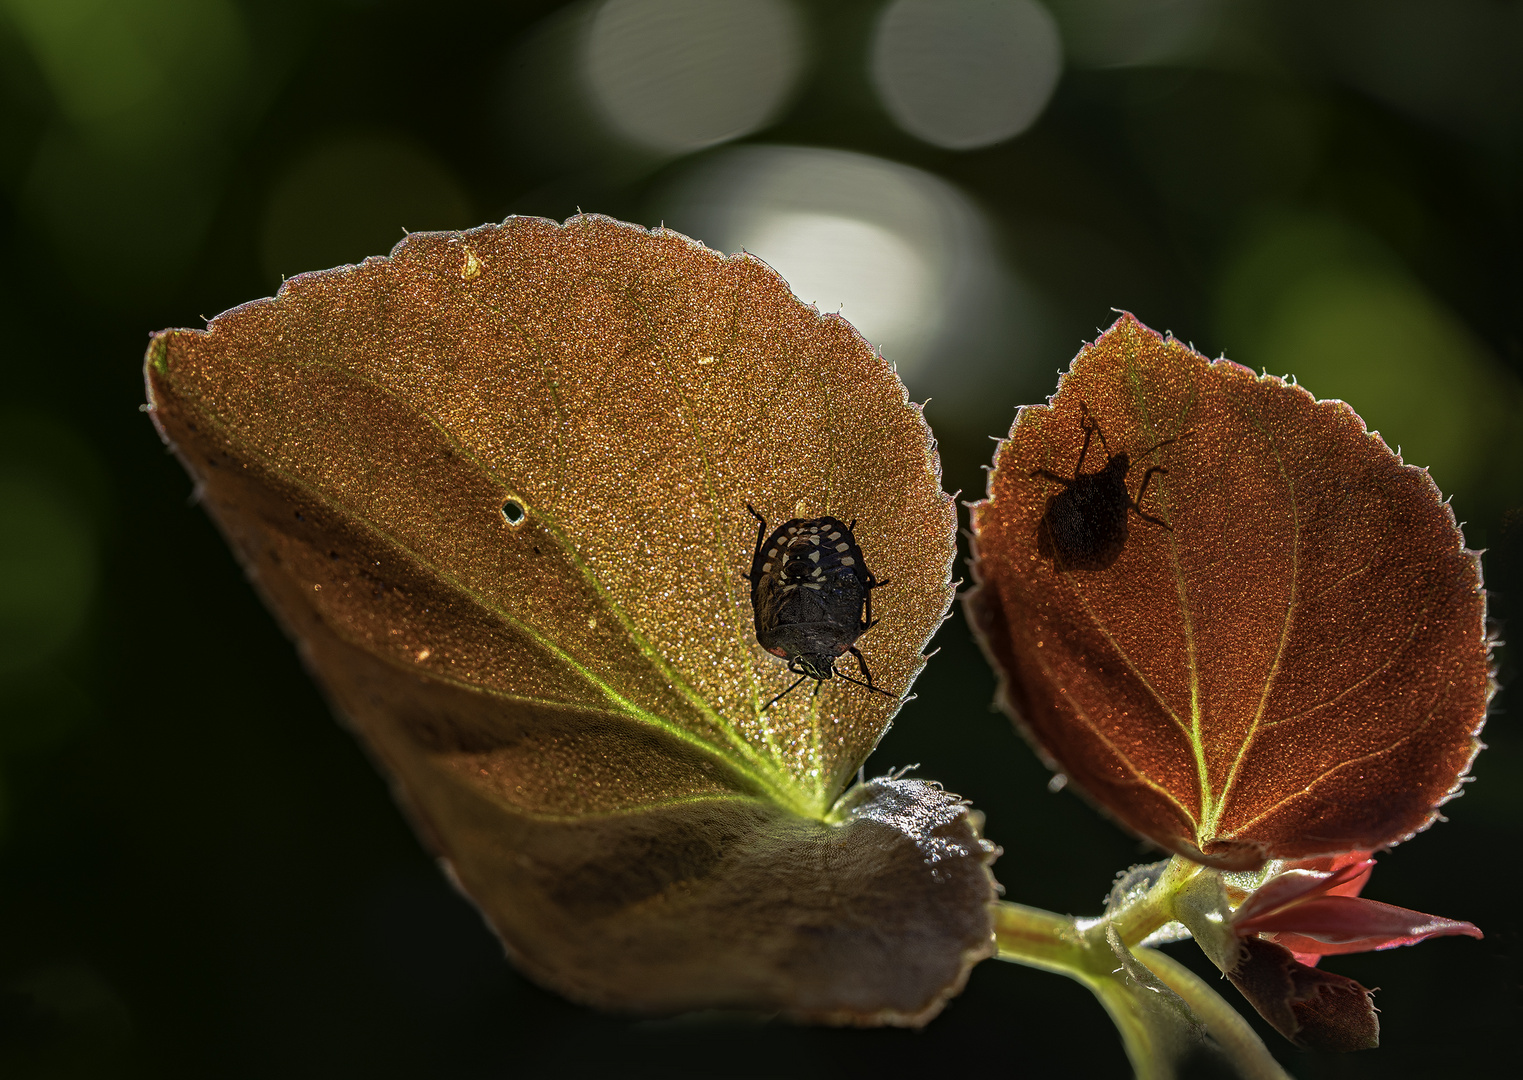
[144,214,995,1023]
[966,313,1491,870]
[1227,938,1380,1053]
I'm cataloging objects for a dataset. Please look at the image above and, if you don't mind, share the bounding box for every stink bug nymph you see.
[1032,403,1187,571]
[746,505,892,710]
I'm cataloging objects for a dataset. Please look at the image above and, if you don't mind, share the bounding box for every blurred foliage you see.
[0,1,1518,1077]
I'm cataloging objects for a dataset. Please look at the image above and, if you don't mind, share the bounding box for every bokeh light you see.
[581,0,806,153]
[260,134,475,284]
[0,0,249,131]
[1045,0,1220,68]
[870,0,1063,150]
[743,212,932,357]
[655,145,1037,412]
[3,0,254,300]
[1217,214,1523,504]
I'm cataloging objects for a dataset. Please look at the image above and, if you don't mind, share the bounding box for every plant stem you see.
[992,902,1175,1079]
[1133,948,1292,1080]
[991,900,1294,1080]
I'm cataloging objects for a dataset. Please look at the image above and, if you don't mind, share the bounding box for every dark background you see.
[1,1,1519,1076]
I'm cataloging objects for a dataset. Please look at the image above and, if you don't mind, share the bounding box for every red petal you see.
[1320,852,1374,898]
[1239,895,1483,954]
[1233,858,1375,926]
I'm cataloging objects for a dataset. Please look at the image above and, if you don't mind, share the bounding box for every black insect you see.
[746,505,892,710]
[1032,403,1184,571]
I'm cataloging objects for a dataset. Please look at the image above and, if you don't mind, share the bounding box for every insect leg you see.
[762,674,810,712]
[1131,466,1172,530]
[746,503,768,561]
[835,665,896,699]
[847,645,874,686]
[1030,467,1074,486]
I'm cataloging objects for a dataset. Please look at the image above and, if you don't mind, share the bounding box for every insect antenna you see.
[761,674,811,712]
[1142,427,1196,455]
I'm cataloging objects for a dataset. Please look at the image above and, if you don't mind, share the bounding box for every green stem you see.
[992,902,1176,1079]
[990,900,1089,976]
[1134,948,1292,1080]
[991,899,1294,1080]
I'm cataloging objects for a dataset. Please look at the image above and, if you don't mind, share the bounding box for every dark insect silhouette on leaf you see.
[969,313,1491,869]
[1033,402,1184,570]
[747,504,893,709]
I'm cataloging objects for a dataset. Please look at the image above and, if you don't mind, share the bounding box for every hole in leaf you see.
[502,500,526,526]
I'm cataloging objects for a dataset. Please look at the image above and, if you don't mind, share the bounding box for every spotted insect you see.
[1032,403,1186,571]
[746,505,893,710]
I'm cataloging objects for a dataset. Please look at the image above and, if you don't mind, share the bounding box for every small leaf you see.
[1227,938,1380,1053]
[145,215,994,1023]
[967,313,1491,869]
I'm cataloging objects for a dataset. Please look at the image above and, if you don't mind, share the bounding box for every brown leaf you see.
[1227,937,1380,1053]
[145,215,993,1023]
[966,313,1491,870]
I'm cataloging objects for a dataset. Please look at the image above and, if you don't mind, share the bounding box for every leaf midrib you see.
[168,365,814,817]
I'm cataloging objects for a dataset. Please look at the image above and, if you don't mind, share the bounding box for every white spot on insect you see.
[808,550,820,562]
[828,531,842,541]
[804,583,822,590]
[767,548,779,557]
[763,562,773,572]
[835,543,850,552]
[840,556,855,566]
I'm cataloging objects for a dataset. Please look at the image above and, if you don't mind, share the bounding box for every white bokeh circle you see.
[870,0,1063,150]
[582,0,805,153]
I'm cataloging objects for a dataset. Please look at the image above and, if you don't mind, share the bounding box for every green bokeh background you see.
[1,1,1518,1076]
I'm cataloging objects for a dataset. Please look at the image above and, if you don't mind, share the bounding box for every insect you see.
[1032,403,1186,571]
[746,505,893,710]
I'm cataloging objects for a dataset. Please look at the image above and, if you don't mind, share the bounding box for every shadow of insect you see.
[1033,403,1189,571]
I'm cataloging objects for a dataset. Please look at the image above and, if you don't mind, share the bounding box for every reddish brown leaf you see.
[967,313,1491,869]
[1228,937,1380,1052]
[145,215,994,1023]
